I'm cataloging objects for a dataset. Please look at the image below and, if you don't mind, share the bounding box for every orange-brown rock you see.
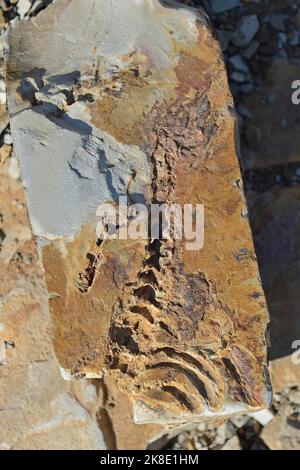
[7,0,271,430]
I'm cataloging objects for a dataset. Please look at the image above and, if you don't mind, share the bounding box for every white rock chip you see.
[233,15,260,48]
[17,0,32,19]
[250,409,274,426]
[8,154,20,180]
[3,132,13,145]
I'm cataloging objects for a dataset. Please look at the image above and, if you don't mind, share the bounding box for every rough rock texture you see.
[7,0,270,429]
[261,407,300,450]
[0,119,105,450]
[270,357,300,393]
[0,100,163,450]
[1,31,162,451]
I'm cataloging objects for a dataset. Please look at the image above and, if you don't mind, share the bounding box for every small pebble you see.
[241,83,254,94]
[269,13,287,32]
[210,0,240,14]
[289,31,300,47]
[217,29,232,51]
[8,155,20,180]
[250,409,274,426]
[229,53,249,73]
[245,124,261,147]
[3,133,13,145]
[237,104,253,120]
[231,71,246,83]
[233,15,260,48]
[243,40,260,59]
[0,341,6,365]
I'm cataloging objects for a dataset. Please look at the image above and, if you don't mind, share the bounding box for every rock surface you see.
[6,0,271,429]
[4,0,300,452]
[171,0,300,451]
[0,138,163,449]
[0,112,106,450]
[261,407,300,450]
[0,1,269,449]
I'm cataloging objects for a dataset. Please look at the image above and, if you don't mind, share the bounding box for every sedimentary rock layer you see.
[7,0,271,426]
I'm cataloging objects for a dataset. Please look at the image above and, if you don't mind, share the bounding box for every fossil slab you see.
[242,59,300,364]
[7,0,271,426]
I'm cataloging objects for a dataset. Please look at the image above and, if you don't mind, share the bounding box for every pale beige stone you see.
[0,147,106,450]
[270,357,300,393]
[221,435,242,451]
[261,408,300,450]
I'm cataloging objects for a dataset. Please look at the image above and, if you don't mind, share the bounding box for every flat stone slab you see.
[7,0,271,426]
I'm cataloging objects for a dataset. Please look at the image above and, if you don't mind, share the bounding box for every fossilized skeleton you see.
[7,0,271,425]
